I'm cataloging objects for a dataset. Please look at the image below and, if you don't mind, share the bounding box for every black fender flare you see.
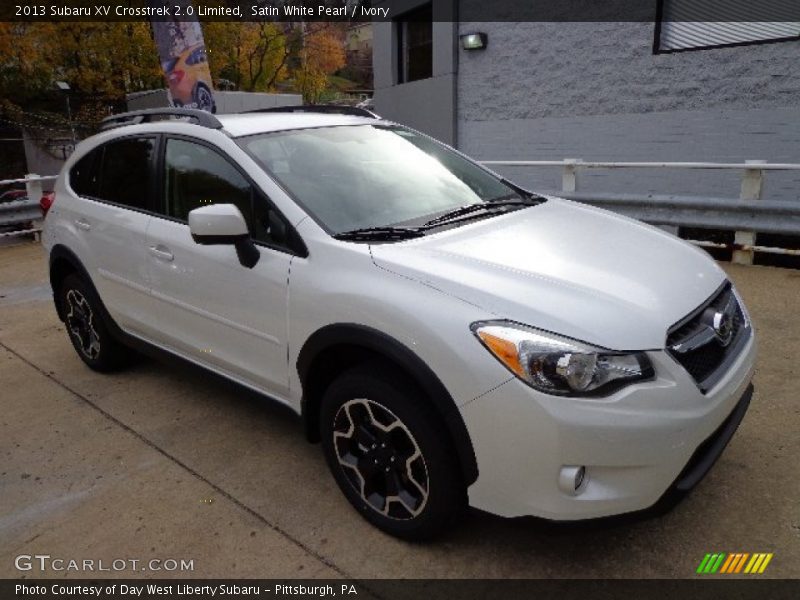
[297,323,479,485]
[48,245,128,346]
[49,244,95,322]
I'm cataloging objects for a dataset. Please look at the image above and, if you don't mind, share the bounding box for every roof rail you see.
[244,105,380,119]
[100,108,223,131]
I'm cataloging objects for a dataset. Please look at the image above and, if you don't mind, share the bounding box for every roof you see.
[216,112,381,137]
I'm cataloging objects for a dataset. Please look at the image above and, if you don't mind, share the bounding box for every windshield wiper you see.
[424,199,535,227]
[333,226,426,242]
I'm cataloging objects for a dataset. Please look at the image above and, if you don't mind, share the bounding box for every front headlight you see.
[472,321,654,396]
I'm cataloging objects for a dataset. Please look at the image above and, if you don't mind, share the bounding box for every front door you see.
[145,136,292,397]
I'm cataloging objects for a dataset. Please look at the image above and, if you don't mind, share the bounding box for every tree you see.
[0,22,163,126]
[203,22,347,101]
[0,23,58,104]
[0,19,354,127]
[55,23,163,98]
[296,24,346,103]
[205,21,293,92]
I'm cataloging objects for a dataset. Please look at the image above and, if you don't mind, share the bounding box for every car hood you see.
[370,197,726,350]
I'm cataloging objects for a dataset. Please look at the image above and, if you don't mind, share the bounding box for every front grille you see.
[666,282,750,392]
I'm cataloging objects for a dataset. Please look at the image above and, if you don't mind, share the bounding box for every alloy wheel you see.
[333,398,430,520]
[65,289,101,360]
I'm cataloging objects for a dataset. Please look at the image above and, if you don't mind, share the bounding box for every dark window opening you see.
[95,137,155,210]
[162,138,292,249]
[397,3,433,83]
[69,149,101,198]
[163,138,252,225]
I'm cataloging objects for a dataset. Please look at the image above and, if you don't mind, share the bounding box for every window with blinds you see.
[656,0,800,52]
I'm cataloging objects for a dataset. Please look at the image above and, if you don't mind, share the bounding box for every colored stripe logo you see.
[697,553,773,574]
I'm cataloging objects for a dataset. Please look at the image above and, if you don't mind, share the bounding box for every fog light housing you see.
[559,465,587,495]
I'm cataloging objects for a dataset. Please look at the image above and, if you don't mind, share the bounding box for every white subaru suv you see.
[42,107,756,540]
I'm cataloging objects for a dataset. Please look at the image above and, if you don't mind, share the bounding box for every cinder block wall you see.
[456,22,800,201]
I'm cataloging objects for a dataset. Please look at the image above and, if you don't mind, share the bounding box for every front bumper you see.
[460,333,756,519]
[649,382,752,514]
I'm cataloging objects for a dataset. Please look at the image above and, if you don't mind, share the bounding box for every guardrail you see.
[0,174,56,241]
[481,159,800,265]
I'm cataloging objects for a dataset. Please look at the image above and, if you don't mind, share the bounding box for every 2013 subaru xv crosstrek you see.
[42,107,756,540]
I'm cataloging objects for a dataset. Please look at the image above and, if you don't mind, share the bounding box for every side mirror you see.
[188,204,260,268]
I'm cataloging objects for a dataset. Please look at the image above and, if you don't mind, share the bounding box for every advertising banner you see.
[148,0,216,112]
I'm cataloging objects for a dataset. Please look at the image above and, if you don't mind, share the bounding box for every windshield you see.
[238,124,527,235]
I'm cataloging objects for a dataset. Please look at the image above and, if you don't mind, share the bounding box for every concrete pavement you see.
[1,240,798,579]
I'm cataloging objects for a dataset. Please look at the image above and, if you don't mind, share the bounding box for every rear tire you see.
[60,273,131,372]
[320,364,467,540]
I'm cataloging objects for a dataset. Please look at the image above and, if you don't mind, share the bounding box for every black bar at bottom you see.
[2,579,798,600]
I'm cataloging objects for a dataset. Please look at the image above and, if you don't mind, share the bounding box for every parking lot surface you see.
[1,241,798,578]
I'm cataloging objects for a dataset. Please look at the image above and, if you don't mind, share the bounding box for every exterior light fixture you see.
[460,32,488,50]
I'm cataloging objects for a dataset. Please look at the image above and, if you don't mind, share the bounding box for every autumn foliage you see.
[0,20,350,125]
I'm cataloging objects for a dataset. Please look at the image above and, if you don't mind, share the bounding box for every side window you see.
[95,137,155,210]
[163,138,253,227]
[163,137,297,252]
[69,148,101,198]
[252,192,291,249]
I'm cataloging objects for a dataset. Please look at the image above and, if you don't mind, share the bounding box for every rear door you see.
[66,135,160,337]
[144,136,293,397]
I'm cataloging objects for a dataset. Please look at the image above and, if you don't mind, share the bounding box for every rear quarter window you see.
[69,149,101,198]
[95,137,155,211]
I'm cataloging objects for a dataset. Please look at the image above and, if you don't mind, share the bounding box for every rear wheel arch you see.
[297,323,479,485]
[49,245,90,321]
[49,246,121,341]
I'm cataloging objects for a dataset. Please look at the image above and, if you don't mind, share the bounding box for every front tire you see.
[60,273,130,372]
[320,364,467,540]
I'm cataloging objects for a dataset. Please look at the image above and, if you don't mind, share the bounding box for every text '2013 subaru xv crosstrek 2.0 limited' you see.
[42,107,756,540]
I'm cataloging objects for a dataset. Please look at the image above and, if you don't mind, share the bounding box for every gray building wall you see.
[22,130,72,187]
[373,18,800,201]
[372,0,457,144]
[457,22,800,201]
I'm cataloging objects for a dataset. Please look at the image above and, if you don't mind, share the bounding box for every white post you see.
[24,173,42,206]
[562,159,581,193]
[25,174,43,243]
[732,160,765,265]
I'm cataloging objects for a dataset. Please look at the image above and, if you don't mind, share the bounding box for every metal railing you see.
[0,174,56,241]
[481,159,800,264]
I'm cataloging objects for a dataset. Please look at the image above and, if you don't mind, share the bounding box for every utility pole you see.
[55,81,76,148]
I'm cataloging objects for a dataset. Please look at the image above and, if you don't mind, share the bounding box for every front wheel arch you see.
[296,323,479,486]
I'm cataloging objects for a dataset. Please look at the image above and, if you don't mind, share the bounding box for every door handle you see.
[74,219,91,231]
[148,245,174,262]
